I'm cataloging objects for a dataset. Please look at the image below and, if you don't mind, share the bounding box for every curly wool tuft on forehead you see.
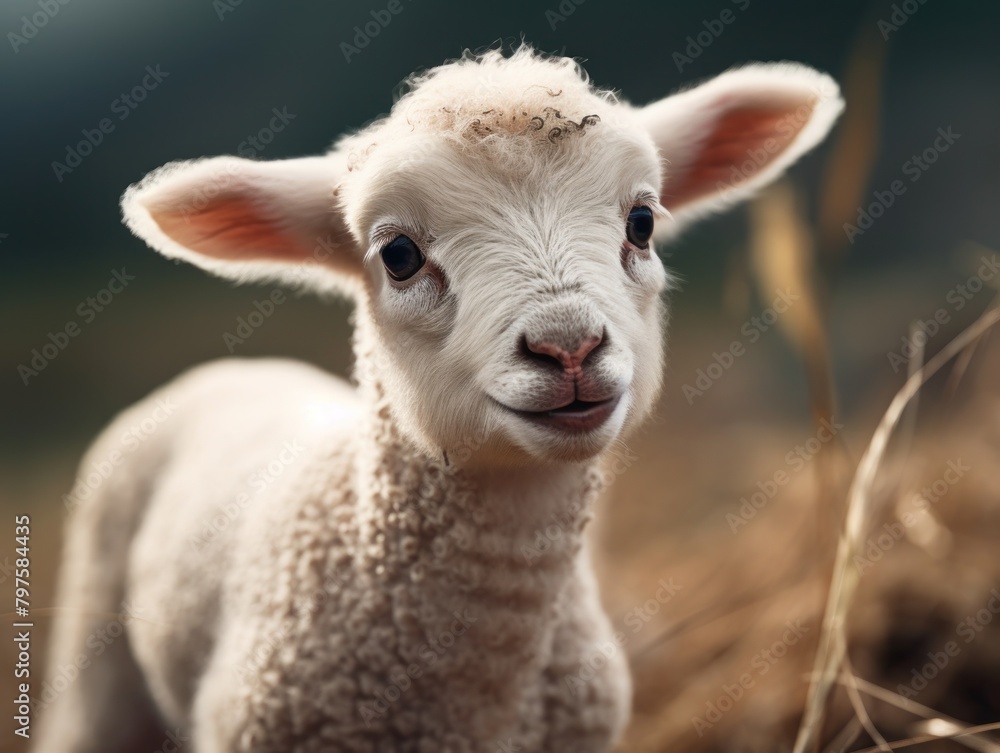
[336,47,626,170]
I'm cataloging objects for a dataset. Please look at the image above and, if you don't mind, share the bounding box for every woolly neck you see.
[347,318,605,738]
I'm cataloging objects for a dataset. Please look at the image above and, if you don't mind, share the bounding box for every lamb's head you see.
[122,48,842,466]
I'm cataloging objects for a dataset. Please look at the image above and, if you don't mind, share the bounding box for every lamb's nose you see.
[521,331,604,373]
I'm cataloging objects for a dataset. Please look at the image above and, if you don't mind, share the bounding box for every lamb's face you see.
[121,50,842,468]
[344,126,668,464]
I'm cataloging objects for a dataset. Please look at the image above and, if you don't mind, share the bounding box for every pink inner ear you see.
[152,195,305,262]
[667,104,813,207]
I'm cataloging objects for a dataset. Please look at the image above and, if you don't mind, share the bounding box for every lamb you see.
[37,47,842,753]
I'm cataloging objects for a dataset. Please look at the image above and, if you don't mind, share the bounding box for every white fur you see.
[38,47,841,753]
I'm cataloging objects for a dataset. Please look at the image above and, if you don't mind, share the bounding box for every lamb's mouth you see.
[496,395,622,434]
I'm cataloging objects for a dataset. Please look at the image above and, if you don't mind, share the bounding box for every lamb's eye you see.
[380,235,425,281]
[626,206,654,249]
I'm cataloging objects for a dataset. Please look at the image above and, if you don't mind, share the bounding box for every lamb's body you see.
[38,48,842,753]
[42,357,627,752]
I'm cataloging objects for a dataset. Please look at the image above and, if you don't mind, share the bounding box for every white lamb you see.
[37,47,842,753]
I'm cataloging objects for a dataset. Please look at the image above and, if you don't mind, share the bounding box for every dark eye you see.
[380,235,425,282]
[626,206,654,249]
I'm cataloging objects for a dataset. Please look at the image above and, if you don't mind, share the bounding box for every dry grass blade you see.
[750,180,835,425]
[834,674,1000,753]
[842,656,892,752]
[791,303,1000,753]
[817,18,887,258]
[945,330,989,398]
[946,244,1000,395]
[848,722,1000,753]
[823,718,865,753]
[898,320,925,450]
[888,320,926,496]
[629,565,809,660]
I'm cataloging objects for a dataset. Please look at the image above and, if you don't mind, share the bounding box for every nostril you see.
[577,329,606,366]
[520,335,565,370]
[521,330,606,371]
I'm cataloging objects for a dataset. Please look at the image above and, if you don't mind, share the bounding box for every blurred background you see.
[2,0,999,750]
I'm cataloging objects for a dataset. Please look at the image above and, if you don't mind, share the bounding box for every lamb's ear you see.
[637,63,843,234]
[121,155,358,293]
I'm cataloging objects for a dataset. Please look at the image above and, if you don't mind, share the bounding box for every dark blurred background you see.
[2,0,1000,750]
